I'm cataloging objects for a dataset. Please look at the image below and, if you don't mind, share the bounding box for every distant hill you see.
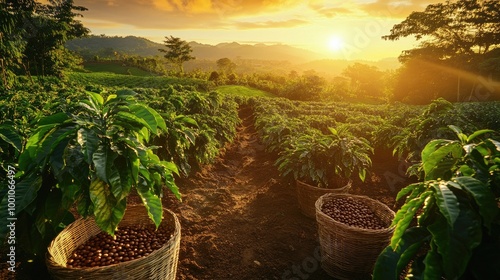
[67,35,401,76]
[66,36,163,57]
[66,35,324,62]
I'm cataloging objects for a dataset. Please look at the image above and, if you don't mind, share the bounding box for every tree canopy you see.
[158,36,195,74]
[0,0,88,87]
[384,0,500,104]
[384,0,500,62]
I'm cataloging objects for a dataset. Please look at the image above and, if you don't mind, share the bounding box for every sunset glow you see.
[328,36,345,52]
[73,0,444,60]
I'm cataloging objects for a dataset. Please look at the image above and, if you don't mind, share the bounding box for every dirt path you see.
[167,105,333,279]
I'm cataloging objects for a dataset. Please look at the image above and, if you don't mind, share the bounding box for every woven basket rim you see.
[46,205,180,272]
[296,179,352,191]
[315,193,395,233]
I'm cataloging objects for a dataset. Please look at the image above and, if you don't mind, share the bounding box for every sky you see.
[69,0,443,61]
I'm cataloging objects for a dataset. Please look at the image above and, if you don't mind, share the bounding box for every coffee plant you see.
[0,89,180,256]
[276,126,372,187]
[373,126,500,279]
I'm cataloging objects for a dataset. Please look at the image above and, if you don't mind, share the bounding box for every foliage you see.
[0,0,35,88]
[68,72,211,91]
[392,98,500,161]
[158,36,195,74]
[134,86,240,175]
[0,90,180,257]
[0,121,22,179]
[216,57,236,75]
[384,0,500,61]
[0,0,89,82]
[384,0,500,103]
[373,126,500,280]
[342,63,386,101]
[215,85,274,98]
[276,126,372,187]
[252,98,380,187]
[82,61,159,76]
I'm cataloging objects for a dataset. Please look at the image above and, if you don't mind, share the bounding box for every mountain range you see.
[66,35,400,76]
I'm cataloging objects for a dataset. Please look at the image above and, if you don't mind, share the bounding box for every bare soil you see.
[1,105,409,279]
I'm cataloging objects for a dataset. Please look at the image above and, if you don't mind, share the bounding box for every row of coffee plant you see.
[67,72,212,92]
[252,97,500,187]
[0,81,240,258]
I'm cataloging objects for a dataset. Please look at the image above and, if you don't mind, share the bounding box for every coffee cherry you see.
[321,197,387,230]
[66,225,173,268]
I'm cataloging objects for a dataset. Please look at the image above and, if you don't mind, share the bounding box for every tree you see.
[341,63,385,101]
[384,0,500,103]
[0,0,89,82]
[216,57,235,74]
[384,0,500,62]
[0,0,37,88]
[158,36,195,74]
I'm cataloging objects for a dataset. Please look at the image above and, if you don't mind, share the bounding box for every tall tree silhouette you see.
[159,36,195,74]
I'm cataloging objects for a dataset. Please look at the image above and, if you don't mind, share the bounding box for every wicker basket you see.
[296,179,351,218]
[315,193,394,279]
[46,205,181,280]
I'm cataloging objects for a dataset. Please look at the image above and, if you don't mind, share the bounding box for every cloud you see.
[234,19,308,29]
[75,0,306,30]
[76,0,227,29]
[358,0,443,18]
[308,3,355,18]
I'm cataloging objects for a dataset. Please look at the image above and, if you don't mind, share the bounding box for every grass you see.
[215,85,275,97]
[83,62,155,76]
[67,72,210,91]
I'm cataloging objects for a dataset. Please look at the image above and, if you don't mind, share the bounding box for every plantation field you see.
[82,62,155,76]
[215,85,275,97]
[1,78,500,279]
[67,72,210,91]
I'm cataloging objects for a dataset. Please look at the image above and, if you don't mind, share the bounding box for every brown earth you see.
[1,105,409,279]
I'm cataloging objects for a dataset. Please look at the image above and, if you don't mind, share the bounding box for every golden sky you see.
[72,0,443,60]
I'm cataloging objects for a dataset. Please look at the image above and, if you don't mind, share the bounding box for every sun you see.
[328,36,345,52]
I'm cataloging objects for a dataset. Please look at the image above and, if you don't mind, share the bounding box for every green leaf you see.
[19,124,59,170]
[358,168,366,182]
[432,181,460,227]
[93,145,112,183]
[467,129,494,143]
[149,106,168,132]
[15,175,43,215]
[0,125,22,152]
[77,128,99,165]
[373,227,429,280]
[37,112,69,126]
[396,183,420,201]
[423,241,444,279]
[107,155,133,201]
[88,91,104,105]
[391,191,431,248]
[422,140,462,180]
[136,184,163,229]
[453,177,498,230]
[89,178,125,235]
[428,208,482,279]
[129,104,159,135]
[448,125,467,144]
[34,124,78,167]
[115,111,150,131]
